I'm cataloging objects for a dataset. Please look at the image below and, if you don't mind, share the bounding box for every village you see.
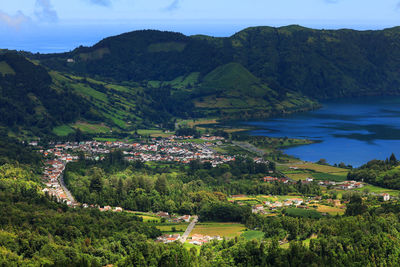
[37,134,239,166]
[33,135,399,247]
[233,175,394,216]
[36,134,269,207]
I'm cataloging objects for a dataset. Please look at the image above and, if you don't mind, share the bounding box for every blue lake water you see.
[244,96,400,167]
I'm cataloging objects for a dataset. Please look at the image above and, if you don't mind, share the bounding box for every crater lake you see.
[244,96,400,167]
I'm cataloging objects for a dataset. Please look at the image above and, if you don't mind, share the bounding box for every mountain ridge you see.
[4,25,400,137]
[35,25,400,100]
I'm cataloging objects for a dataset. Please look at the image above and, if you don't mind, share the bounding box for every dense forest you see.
[2,137,400,265]
[37,26,400,101]
[4,26,400,135]
[0,53,91,134]
[2,152,400,265]
[348,153,400,189]
[63,151,320,216]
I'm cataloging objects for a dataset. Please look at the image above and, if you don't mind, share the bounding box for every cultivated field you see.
[241,230,265,240]
[137,129,174,138]
[314,204,345,215]
[190,222,246,238]
[52,125,75,136]
[354,184,400,196]
[291,163,349,174]
[280,162,349,181]
[73,122,111,134]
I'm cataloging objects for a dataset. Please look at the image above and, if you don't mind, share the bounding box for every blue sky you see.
[2,0,400,52]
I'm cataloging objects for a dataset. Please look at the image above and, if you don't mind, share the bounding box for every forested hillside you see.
[0,53,181,137]
[5,25,400,135]
[348,153,400,189]
[37,25,400,101]
[0,53,90,135]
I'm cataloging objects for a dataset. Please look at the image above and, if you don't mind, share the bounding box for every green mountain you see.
[0,53,90,136]
[0,53,161,138]
[192,62,316,119]
[7,25,400,136]
[37,25,400,101]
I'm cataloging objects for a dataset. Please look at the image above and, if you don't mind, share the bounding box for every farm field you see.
[52,125,75,136]
[311,172,347,182]
[313,204,345,215]
[72,122,111,134]
[93,137,120,142]
[284,172,312,181]
[354,184,400,196]
[228,195,306,203]
[280,162,349,181]
[241,230,265,240]
[290,163,349,174]
[137,129,174,137]
[177,118,218,128]
[133,212,162,222]
[190,222,246,238]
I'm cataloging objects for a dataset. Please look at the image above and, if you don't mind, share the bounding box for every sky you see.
[1,0,400,53]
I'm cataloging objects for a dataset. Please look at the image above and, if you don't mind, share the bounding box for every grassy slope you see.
[0,61,15,75]
[281,163,349,181]
[50,71,149,135]
[193,63,317,119]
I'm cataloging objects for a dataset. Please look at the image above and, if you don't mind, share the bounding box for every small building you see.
[156,211,170,218]
[382,193,390,201]
[263,176,278,182]
[179,215,191,222]
[114,207,123,212]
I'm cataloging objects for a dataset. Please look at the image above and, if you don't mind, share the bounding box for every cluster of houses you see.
[156,211,191,223]
[37,135,237,167]
[156,234,182,243]
[123,138,234,166]
[41,159,74,205]
[188,234,223,246]
[262,175,366,191]
[338,181,364,190]
[251,198,306,213]
[40,146,128,212]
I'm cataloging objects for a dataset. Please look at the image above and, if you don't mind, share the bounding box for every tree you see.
[75,128,83,143]
[390,153,398,166]
[155,175,168,195]
[89,168,104,193]
[345,194,367,216]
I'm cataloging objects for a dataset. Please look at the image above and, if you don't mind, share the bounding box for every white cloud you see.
[35,0,58,22]
[0,10,30,30]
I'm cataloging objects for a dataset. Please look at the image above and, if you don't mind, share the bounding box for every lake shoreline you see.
[236,96,400,167]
